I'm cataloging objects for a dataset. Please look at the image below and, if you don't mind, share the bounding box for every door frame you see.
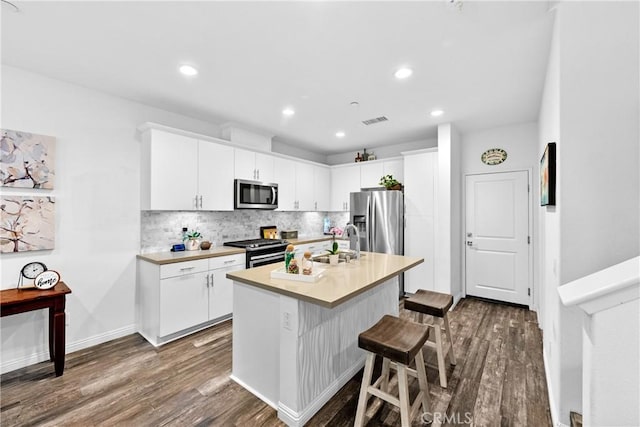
[461,169,534,306]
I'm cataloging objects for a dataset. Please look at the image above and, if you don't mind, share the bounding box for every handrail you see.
[558,256,639,315]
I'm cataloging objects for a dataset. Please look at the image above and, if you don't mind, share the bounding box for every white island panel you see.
[228,252,422,426]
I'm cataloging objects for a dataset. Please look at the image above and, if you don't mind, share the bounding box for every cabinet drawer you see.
[209,254,245,270]
[160,259,209,279]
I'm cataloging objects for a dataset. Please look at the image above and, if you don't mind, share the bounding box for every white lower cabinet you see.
[138,253,244,346]
[295,241,330,257]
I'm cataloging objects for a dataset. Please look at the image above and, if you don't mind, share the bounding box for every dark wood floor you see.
[1,297,552,426]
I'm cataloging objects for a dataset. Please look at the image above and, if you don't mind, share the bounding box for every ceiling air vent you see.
[362,116,388,126]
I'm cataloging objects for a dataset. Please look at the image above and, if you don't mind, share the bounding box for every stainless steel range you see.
[224,238,289,268]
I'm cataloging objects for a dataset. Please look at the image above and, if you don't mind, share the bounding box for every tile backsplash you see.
[141,210,349,253]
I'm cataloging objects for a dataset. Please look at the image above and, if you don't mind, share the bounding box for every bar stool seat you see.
[354,315,431,427]
[404,289,457,388]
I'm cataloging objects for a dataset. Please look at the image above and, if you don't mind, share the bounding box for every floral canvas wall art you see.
[1,129,56,189]
[1,196,55,252]
[540,142,556,206]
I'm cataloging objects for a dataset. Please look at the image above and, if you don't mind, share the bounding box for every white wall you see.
[584,299,640,426]
[436,123,462,299]
[538,2,640,425]
[0,65,223,373]
[461,122,538,175]
[461,122,539,306]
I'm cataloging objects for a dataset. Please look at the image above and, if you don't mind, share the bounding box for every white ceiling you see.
[1,1,553,155]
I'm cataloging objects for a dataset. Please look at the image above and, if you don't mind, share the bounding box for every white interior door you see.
[465,171,530,305]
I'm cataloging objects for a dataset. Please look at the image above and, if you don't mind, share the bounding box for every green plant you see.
[379,174,401,189]
[184,230,201,240]
[326,240,340,255]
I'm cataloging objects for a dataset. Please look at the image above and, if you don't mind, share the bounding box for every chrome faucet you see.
[344,223,360,260]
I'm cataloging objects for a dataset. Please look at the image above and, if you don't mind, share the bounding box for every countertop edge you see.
[137,236,335,265]
[136,248,245,265]
[228,255,424,308]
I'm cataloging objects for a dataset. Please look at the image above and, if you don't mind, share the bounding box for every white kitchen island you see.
[226,252,423,426]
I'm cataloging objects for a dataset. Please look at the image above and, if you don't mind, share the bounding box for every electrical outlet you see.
[283,312,291,330]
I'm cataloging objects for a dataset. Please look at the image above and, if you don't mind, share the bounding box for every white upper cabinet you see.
[274,157,297,211]
[331,164,361,211]
[360,159,404,189]
[141,128,234,211]
[360,162,384,188]
[382,159,404,185]
[143,129,198,210]
[314,165,331,211]
[198,141,234,211]
[404,151,436,217]
[234,148,275,182]
[295,162,315,211]
[275,158,329,212]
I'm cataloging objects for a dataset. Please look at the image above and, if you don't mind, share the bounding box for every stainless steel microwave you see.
[234,179,278,210]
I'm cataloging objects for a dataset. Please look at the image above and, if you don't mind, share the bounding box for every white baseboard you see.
[1,324,136,375]
[277,356,366,427]
[230,374,278,409]
[543,342,570,427]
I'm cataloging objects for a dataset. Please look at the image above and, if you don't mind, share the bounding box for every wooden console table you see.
[0,282,72,376]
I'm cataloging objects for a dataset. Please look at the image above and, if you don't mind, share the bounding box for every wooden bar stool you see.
[404,289,457,388]
[354,315,431,427]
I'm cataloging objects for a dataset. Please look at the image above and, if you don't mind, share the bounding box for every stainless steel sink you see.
[311,250,363,264]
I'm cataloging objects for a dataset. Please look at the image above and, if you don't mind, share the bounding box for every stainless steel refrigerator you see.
[349,190,404,294]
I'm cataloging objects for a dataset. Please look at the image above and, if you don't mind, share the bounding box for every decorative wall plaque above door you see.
[481,148,507,165]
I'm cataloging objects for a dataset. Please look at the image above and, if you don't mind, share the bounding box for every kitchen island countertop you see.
[227,251,423,309]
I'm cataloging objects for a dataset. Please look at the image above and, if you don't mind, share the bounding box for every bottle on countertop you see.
[288,259,299,274]
[302,251,313,275]
[362,148,369,161]
[285,244,295,271]
[355,152,362,162]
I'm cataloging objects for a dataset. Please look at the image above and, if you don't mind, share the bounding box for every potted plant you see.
[184,230,201,251]
[326,233,340,265]
[379,174,403,190]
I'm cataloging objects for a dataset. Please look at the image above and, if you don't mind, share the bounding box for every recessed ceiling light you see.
[179,64,198,76]
[336,131,346,138]
[282,108,295,116]
[394,67,413,79]
[430,109,444,117]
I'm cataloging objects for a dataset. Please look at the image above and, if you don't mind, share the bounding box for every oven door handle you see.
[250,251,285,261]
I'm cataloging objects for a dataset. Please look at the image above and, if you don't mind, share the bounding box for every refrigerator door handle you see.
[369,195,376,251]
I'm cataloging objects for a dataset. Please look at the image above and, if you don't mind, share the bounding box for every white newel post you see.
[558,257,640,427]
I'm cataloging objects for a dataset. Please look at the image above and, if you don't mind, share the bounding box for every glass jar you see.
[302,251,313,275]
[284,244,295,271]
[288,259,299,274]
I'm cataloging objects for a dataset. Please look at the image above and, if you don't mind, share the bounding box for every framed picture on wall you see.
[540,142,556,206]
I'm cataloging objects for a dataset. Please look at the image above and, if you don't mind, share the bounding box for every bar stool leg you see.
[433,325,448,388]
[443,313,457,365]
[380,357,391,392]
[397,364,411,427]
[415,350,430,415]
[354,352,375,427]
